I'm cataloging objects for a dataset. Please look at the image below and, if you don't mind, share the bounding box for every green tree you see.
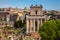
[39,20,57,40]
[15,30,21,36]
[14,20,26,28]
[55,20,60,40]
[4,26,11,30]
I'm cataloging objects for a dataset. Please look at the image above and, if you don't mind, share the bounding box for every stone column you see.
[37,19,39,31]
[30,19,32,32]
[31,19,33,32]
[26,19,29,33]
[34,19,35,32]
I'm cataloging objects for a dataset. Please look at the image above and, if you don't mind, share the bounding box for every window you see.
[28,20,30,32]
[35,10,38,15]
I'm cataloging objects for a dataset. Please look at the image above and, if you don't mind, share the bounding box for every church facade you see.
[26,5,47,33]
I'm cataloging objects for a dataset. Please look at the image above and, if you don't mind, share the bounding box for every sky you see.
[0,0,60,10]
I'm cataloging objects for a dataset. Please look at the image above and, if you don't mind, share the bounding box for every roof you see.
[30,4,43,8]
[0,11,9,14]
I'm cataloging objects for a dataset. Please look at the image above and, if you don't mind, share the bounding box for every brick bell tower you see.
[26,4,46,34]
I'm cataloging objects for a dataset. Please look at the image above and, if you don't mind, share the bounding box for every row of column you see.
[26,19,43,33]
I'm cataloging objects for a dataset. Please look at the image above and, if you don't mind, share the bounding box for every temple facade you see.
[26,5,47,33]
